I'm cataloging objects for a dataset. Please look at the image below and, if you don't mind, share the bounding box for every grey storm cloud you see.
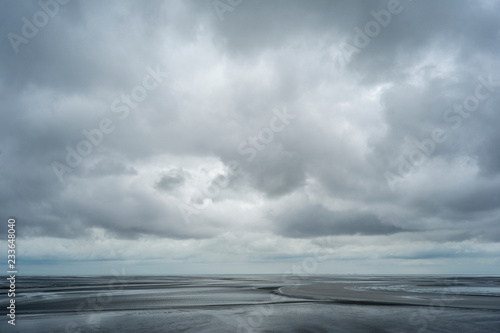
[274,204,405,238]
[155,168,188,191]
[88,158,138,177]
[0,0,499,266]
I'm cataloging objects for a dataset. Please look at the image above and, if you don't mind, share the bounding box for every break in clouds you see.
[1,0,500,274]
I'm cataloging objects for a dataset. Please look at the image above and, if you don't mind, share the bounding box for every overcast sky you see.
[1,0,500,275]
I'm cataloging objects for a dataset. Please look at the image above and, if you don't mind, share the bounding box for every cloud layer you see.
[1,0,500,274]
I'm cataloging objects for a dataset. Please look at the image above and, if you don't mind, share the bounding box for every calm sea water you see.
[1,275,499,332]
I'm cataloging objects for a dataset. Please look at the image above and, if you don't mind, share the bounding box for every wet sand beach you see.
[279,281,500,310]
[1,275,499,332]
